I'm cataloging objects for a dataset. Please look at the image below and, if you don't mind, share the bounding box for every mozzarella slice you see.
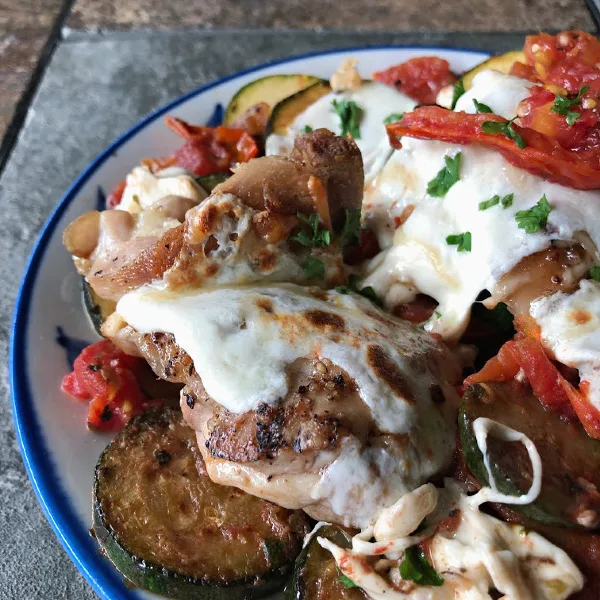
[265,81,415,183]
[530,279,600,411]
[454,69,536,119]
[363,138,600,340]
[116,165,207,213]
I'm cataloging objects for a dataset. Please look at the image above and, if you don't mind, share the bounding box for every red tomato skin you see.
[106,180,127,209]
[373,57,457,104]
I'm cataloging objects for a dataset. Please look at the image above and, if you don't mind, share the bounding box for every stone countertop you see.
[0,26,588,600]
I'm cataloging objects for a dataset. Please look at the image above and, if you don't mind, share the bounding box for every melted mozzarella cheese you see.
[116,166,207,213]
[453,69,536,119]
[117,283,458,526]
[530,279,600,411]
[265,81,415,183]
[363,139,600,340]
[319,484,583,600]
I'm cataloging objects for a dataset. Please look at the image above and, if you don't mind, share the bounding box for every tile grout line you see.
[0,0,78,180]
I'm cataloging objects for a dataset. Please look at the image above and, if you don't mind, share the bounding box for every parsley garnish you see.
[340,209,362,248]
[473,98,493,114]
[515,194,551,233]
[427,153,461,197]
[451,78,465,110]
[399,546,444,587]
[478,195,499,211]
[435,310,442,319]
[446,231,472,252]
[338,574,358,589]
[332,99,363,138]
[590,266,600,281]
[336,274,382,306]
[481,117,526,149]
[290,212,331,248]
[487,302,515,333]
[551,86,589,126]
[479,193,513,211]
[301,124,313,133]
[384,112,404,125]
[301,257,325,279]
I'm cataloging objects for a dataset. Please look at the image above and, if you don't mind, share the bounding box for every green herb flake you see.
[481,118,526,149]
[551,86,590,126]
[301,257,325,280]
[435,311,442,319]
[384,112,404,125]
[336,274,382,306]
[487,302,515,333]
[399,546,444,587]
[332,99,363,139]
[451,78,465,110]
[301,124,313,133]
[590,266,600,281]
[427,153,462,198]
[338,574,358,589]
[501,193,514,208]
[478,195,500,211]
[473,99,493,114]
[340,208,362,248]
[446,231,472,252]
[515,194,551,233]
[289,212,331,248]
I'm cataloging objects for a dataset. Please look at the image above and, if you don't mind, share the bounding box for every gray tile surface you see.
[0,29,522,599]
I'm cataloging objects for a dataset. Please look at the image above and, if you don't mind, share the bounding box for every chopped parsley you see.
[301,124,313,133]
[551,86,589,126]
[340,208,362,248]
[515,194,551,233]
[384,112,404,125]
[479,193,513,211]
[481,117,526,149]
[450,78,465,110]
[590,265,600,281]
[332,99,363,139]
[336,274,382,306]
[289,212,331,248]
[435,310,442,319]
[399,546,444,587]
[446,231,472,252]
[338,574,358,589]
[301,257,325,280]
[473,98,493,114]
[427,153,461,197]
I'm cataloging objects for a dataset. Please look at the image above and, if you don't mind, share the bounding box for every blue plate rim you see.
[9,43,489,600]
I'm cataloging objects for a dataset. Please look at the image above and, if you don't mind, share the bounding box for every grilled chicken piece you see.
[63,130,363,301]
[105,285,462,528]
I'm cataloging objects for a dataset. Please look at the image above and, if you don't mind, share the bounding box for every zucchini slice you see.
[195,173,230,194]
[287,525,366,600]
[224,75,323,126]
[459,381,600,529]
[94,407,311,599]
[82,278,116,336]
[462,50,526,89]
[268,80,332,135]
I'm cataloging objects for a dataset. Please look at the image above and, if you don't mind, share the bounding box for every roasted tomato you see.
[142,116,259,177]
[106,180,127,209]
[373,57,457,105]
[61,340,148,431]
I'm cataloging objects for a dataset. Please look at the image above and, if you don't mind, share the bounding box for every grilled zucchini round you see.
[93,407,311,599]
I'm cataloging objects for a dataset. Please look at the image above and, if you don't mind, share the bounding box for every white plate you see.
[10,45,488,600]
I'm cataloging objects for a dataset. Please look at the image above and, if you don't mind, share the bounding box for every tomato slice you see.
[373,57,456,105]
[387,106,600,190]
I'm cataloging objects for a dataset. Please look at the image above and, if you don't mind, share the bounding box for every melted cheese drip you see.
[265,81,415,183]
[116,165,207,213]
[363,139,600,340]
[530,279,600,411]
[116,283,457,526]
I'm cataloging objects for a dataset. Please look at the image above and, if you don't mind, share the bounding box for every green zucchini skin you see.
[93,407,311,599]
[287,525,365,600]
[82,278,115,336]
[459,381,600,529]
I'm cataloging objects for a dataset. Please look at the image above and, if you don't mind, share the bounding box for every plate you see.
[10,45,488,600]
